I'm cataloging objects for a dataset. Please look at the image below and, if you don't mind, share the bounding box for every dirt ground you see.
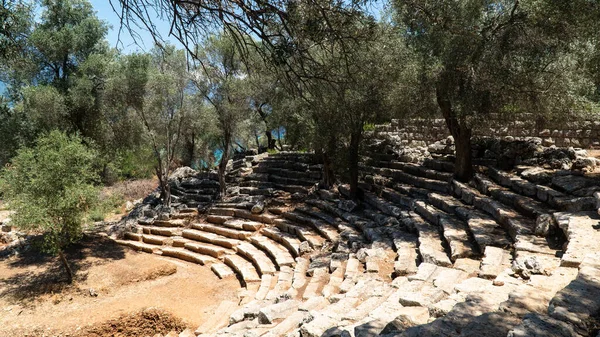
[0,236,241,337]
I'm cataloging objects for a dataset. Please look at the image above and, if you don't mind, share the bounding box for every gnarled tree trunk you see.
[436,84,474,182]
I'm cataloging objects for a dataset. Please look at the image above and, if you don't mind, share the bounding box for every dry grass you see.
[101,178,158,202]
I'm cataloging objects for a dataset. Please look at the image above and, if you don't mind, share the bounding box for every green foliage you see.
[0,130,100,254]
[115,147,156,179]
[363,123,376,132]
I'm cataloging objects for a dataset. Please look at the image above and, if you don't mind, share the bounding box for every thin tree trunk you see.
[277,128,283,149]
[218,133,231,198]
[322,152,335,188]
[218,156,228,197]
[266,130,275,150]
[348,130,362,199]
[58,251,73,283]
[321,135,337,188]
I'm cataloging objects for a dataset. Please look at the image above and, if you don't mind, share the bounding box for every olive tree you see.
[193,34,251,196]
[394,0,597,181]
[0,131,99,283]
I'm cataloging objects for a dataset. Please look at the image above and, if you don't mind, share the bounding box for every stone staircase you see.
[227,152,323,201]
[115,147,600,337]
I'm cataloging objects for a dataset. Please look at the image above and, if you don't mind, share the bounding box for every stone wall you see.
[375,115,600,148]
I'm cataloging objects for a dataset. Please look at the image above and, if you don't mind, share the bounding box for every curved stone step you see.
[475,173,556,236]
[269,174,318,187]
[265,266,293,300]
[140,226,182,237]
[224,218,264,231]
[453,180,536,240]
[273,219,326,248]
[413,200,478,260]
[479,246,512,279]
[161,247,216,265]
[302,267,330,300]
[321,262,345,298]
[283,211,339,242]
[224,254,261,285]
[206,214,231,225]
[261,311,310,337]
[291,257,310,293]
[391,232,419,276]
[235,242,277,275]
[388,161,453,183]
[182,229,240,249]
[255,274,276,300]
[249,235,295,268]
[182,240,235,259]
[233,209,277,225]
[428,192,511,251]
[152,218,188,227]
[359,164,449,193]
[116,239,161,254]
[211,262,236,279]
[400,212,452,267]
[261,227,301,257]
[141,233,170,246]
[191,222,254,240]
[295,205,341,228]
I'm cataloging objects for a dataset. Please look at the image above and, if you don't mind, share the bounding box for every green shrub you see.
[116,147,155,179]
[0,130,100,282]
[363,122,376,132]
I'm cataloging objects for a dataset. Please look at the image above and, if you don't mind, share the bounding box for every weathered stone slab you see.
[261,227,301,257]
[224,254,261,284]
[236,242,277,275]
[261,311,310,337]
[392,232,418,276]
[182,229,240,249]
[250,235,295,267]
[555,211,600,267]
[258,300,300,324]
[302,267,329,300]
[266,266,293,300]
[161,247,215,265]
[479,246,512,279]
[211,263,235,279]
[255,274,274,300]
[292,257,310,290]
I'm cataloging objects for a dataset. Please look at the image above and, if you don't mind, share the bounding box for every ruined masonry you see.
[115,133,600,337]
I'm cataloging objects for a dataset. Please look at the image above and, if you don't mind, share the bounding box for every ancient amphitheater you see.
[114,125,600,337]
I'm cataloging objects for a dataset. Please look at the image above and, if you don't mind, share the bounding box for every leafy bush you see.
[363,123,376,132]
[116,147,156,179]
[0,130,100,282]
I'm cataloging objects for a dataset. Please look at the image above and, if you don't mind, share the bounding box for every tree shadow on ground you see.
[0,233,127,306]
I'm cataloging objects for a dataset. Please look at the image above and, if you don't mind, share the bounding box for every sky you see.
[90,0,182,54]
